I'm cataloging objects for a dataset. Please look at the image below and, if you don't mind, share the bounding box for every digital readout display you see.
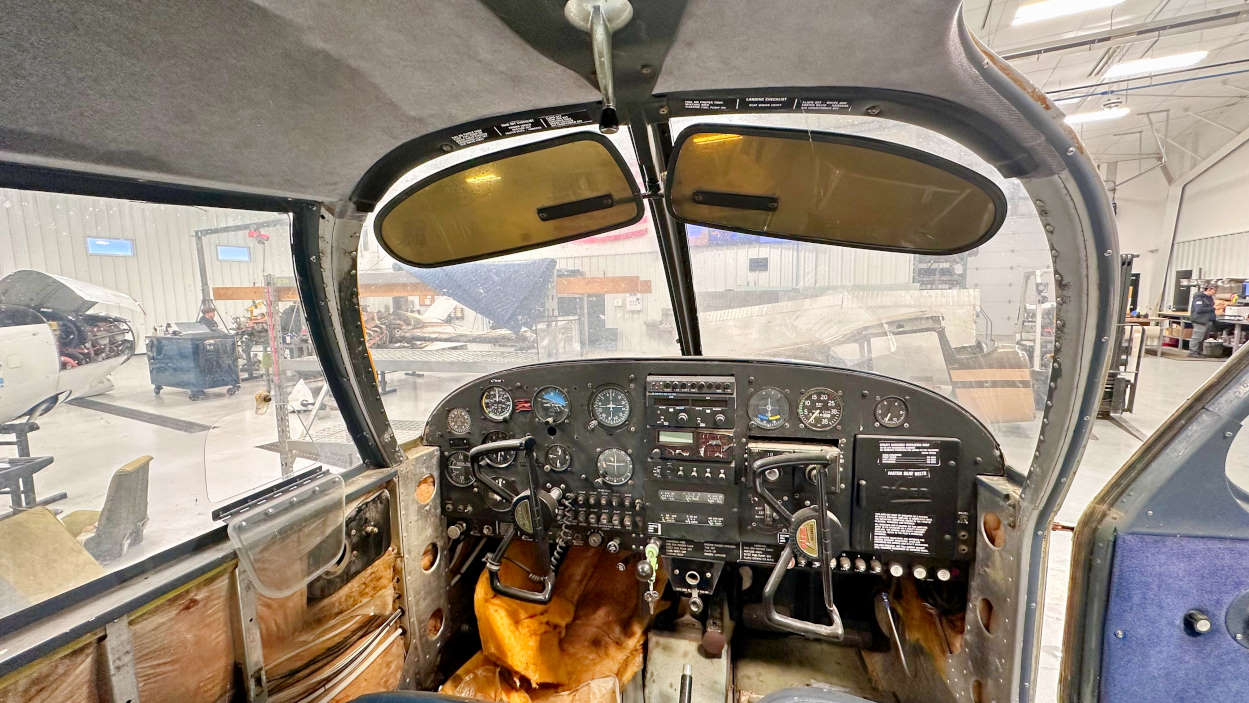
[658,430,695,445]
[657,489,725,505]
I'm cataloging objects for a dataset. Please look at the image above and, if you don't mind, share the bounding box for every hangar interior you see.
[1,2,1249,703]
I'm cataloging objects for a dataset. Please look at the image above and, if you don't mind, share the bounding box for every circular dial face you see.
[748,387,790,430]
[874,396,909,427]
[590,386,631,428]
[798,388,842,430]
[445,450,473,487]
[544,444,572,472]
[533,386,571,425]
[481,386,513,422]
[446,407,472,435]
[596,448,633,486]
[480,430,515,467]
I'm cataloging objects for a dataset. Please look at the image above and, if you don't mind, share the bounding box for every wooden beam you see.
[214,281,438,301]
[556,276,652,294]
[215,276,653,302]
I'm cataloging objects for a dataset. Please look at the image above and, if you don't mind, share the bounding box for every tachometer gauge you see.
[596,448,633,486]
[874,396,909,428]
[590,386,631,428]
[481,430,515,467]
[544,444,572,472]
[447,407,472,434]
[481,386,513,421]
[445,450,474,487]
[533,386,570,425]
[798,388,842,430]
[748,387,790,430]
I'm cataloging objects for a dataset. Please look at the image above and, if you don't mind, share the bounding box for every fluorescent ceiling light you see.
[1064,106,1131,124]
[1053,97,1082,106]
[1104,50,1208,79]
[1012,0,1126,26]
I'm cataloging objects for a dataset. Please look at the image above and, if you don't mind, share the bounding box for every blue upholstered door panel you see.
[1100,533,1249,703]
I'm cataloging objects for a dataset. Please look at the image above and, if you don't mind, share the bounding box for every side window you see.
[0,189,348,621]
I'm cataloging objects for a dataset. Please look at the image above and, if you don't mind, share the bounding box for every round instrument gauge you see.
[596,448,633,486]
[533,386,571,425]
[874,396,909,428]
[748,387,790,430]
[544,444,572,472]
[446,407,472,435]
[481,386,513,421]
[481,430,515,467]
[798,388,842,430]
[590,386,631,428]
[445,450,474,487]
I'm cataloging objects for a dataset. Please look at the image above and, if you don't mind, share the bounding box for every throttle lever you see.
[750,448,846,641]
[471,435,562,604]
[469,436,535,503]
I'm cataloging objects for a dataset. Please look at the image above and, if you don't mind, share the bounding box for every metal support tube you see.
[100,618,141,703]
[627,120,701,355]
[230,568,268,702]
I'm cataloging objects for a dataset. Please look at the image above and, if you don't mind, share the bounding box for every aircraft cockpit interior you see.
[5,2,1249,703]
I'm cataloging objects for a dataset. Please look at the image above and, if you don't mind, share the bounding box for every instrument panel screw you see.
[865,105,881,116]
[1114,630,1125,639]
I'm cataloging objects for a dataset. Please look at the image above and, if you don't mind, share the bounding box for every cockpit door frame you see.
[1061,345,1249,701]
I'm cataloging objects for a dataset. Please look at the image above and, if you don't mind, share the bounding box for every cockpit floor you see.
[732,637,890,703]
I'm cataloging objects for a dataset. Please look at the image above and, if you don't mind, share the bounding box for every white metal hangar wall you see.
[0,188,293,346]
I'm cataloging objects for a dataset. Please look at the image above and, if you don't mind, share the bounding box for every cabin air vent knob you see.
[564,0,634,134]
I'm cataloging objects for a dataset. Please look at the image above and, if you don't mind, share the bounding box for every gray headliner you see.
[0,0,1063,202]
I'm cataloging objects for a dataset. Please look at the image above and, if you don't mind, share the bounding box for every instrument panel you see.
[425,358,1004,582]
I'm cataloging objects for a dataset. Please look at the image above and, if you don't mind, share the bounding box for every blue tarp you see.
[402,259,556,332]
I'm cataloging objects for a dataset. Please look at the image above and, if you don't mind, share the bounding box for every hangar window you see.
[85,237,135,257]
[216,244,251,262]
[357,126,679,437]
[0,189,349,622]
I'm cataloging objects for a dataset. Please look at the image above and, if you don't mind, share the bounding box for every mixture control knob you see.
[606,538,621,554]
[888,562,905,578]
[587,532,604,547]
[912,565,929,580]
[936,568,951,582]
[446,521,467,540]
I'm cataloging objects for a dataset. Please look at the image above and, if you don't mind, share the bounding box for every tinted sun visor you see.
[666,125,1007,254]
[376,132,644,267]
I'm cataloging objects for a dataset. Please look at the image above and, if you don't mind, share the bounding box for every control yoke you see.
[468,435,563,603]
[750,449,846,641]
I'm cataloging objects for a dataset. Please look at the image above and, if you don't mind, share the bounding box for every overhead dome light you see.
[1064,106,1131,125]
[1104,50,1209,79]
[1012,0,1126,26]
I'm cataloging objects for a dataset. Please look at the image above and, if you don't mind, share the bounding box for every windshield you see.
[358,126,680,436]
[675,114,1053,468]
